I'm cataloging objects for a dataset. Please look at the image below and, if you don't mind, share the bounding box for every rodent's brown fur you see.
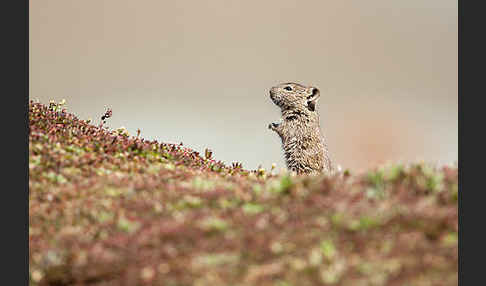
[268,82,332,175]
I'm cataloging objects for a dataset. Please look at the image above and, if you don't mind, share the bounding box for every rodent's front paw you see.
[268,122,280,130]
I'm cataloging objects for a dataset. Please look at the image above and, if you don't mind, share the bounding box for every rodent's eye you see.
[284,86,293,91]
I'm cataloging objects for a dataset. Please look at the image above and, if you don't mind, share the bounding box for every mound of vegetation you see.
[29,100,458,286]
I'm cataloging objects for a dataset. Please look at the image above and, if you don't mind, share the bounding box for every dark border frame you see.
[3,0,29,284]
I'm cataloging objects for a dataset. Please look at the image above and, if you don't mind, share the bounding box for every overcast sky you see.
[30,0,457,171]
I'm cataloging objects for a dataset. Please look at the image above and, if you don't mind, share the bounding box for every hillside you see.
[29,100,458,286]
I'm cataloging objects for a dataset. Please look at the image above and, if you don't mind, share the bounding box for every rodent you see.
[268,82,333,175]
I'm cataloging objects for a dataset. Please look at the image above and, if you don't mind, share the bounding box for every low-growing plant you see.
[29,101,458,286]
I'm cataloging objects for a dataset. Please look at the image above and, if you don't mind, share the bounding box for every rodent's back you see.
[268,83,332,174]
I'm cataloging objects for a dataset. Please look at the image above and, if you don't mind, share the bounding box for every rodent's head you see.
[269,82,320,112]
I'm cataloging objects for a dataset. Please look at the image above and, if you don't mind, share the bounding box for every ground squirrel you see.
[268,82,333,175]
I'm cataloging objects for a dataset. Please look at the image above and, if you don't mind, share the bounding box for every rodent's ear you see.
[307,87,320,111]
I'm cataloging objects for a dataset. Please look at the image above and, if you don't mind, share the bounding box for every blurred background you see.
[29,0,457,172]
